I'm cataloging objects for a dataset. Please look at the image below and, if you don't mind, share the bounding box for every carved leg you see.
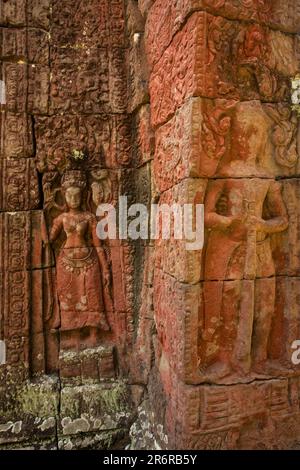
[252,278,275,371]
[221,280,241,373]
[232,280,255,375]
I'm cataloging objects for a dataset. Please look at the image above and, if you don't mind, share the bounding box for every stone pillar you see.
[144,0,300,450]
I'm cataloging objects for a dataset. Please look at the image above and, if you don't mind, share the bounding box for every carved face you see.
[232,103,267,161]
[65,186,82,210]
[91,182,104,206]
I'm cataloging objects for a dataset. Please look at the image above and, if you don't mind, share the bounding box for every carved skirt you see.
[56,247,109,332]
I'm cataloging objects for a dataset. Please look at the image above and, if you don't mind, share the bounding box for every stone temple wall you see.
[131,0,300,451]
[0,0,151,450]
[1,0,300,451]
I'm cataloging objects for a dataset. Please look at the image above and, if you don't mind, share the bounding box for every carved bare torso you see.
[62,212,93,259]
[49,181,111,350]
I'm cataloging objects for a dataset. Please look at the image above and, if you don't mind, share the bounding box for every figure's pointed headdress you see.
[62,169,87,190]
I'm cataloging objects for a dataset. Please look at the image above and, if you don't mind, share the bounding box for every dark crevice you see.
[31,114,45,210]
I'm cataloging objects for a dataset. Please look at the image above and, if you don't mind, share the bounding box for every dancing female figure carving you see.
[202,101,289,380]
[49,170,110,351]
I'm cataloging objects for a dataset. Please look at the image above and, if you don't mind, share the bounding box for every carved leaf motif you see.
[265,105,299,169]
[202,100,235,162]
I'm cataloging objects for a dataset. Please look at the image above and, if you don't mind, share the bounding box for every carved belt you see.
[61,248,97,274]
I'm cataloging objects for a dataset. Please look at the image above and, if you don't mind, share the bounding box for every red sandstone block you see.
[0,28,49,65]
[1,62,49,114]
[154,99,203,190]
[154,98,235,186]
[0,212,54,273]
[178,378,300,449]
[50,1,127,115]
[271,277,300,365]
[154,97,300,184]
[152,275,300,388]
[0,212,30,272]
[132,105,154,167]
[271,179,300,278]
[0,0,26,26]
[49,47,127,115]
[153,269,201,382]
[127,39,149,114]
[51,0,125,49]
[149,12,298,127]
[98,350,116,379]
[154,178,206,284]
[0,159,40,212]
[0,112,33,159]
[0,0,51,29]
[60,356,82,382]
[5,276,30,336]
[27,0,51,30]
[35,115,131,172]
[81,355,100,382]
[30,211,55,270]
[0,269,30,341]
[110,242,133,315]
[146,0,300,69]
[2,62,27,113]
[6,335,29,367]
[204,175,289,282]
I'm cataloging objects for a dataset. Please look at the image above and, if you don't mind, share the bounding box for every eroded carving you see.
[48,169,112,351]
[202,102,289,380]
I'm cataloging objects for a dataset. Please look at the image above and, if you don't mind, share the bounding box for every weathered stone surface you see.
[35,115,132,172]
[1,0,300,453]
[0,28,49,65]
[126,0,145,38]
[132,105,154,168]
[154,98,234,188]
[204,175,288,281]
[1,62,49,114]
[50,48,127,115]
[0,213,58,374]
[0,376,59,445]
[177,276,300,386]
[0,160,40,211]
[271,180,300,277]
[178,377,300,449]
[146,0,300,69]
[154,98,300,186]
[0,211,54,271]
[59,346,116,386]
[138,0,154,18]
[0,0,26,26]
[59,381,131,436]
[27,0,51,30]
[155,178,206,284]
[0,112,33,159]
[127,36,149,113]
[129,401,168,450]
[153,269,201,384]
[51,0,125,49]
[0,0,139,453]
[149,12,299,127]
[0,0,51,29]
[49,0,127,115]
